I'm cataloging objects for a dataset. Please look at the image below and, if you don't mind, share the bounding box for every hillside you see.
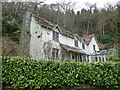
[2,37,18,56]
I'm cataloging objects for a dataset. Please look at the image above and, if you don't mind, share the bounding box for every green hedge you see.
[109,56,120,62]
[2,56,120,89]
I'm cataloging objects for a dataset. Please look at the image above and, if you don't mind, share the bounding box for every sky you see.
[44,0,119,11]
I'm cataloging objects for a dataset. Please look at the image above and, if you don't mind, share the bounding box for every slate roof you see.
[32,14,77,39]
[60,44,89,55]
[33,15,55,30]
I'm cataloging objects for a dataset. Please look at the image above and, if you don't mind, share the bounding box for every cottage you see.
[19,11,114,62]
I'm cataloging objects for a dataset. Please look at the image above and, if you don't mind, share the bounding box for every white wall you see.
[42,28,52,42]
[87,37,99,54]
[30,17,45,60]
[78,40,82,49]
[59,34,74,47]
[30,17,61,60]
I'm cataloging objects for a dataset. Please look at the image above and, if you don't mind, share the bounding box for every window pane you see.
[52,48,59,60]
[82,43,85,49]
[93,45,95,51]
[53,31,59,42]
[75,40,78,47]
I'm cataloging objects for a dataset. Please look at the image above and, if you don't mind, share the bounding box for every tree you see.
[57,1,76,28]
[117,1,120,57]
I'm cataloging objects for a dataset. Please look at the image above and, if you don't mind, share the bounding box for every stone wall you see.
[19,11,31,57]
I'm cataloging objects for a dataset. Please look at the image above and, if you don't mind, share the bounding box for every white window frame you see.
[52,31,59,42]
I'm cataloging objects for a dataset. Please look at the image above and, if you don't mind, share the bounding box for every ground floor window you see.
[87,56,89,62]
[95,57,98,62]
[82,56,86,62]
[99,57,101,62]
[52,48,59,60]
[102,58,104,62]
[80,55,82,62]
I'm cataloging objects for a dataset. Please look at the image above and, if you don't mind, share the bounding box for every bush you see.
[109,56,120,62]
[2,56,120,89]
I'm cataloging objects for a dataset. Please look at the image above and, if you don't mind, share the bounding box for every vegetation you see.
[2,56,120,89]
[109,56,120,62]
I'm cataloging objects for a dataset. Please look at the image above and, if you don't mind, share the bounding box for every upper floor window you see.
[52,48,59,60]
[93,45,96,51]
[74,40,78,47]
[52,31,59,42]
[82,43,85,49]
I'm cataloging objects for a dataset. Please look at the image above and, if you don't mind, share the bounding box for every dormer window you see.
[53,31,59,42]
[82,43,85,49]
[75,40,78,47]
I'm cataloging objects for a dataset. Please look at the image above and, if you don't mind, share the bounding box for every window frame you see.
[52,48,59,60]
[93,45,96,51]
[74,40,78,47]
[82,43,85,49]
[52,31,59,42]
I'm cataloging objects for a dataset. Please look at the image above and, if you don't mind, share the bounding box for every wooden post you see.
[70,52,72,61]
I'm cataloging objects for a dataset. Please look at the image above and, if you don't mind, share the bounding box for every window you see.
[80,55,82,62]
[52,48,59,60]
[87,56,89,62]
[82,56,86,62]
[72,55,74,60]
[95,57,98,62]
[75,40,78,47]
[82,43,85,49]
[102,58,104,62]
[52,31,59,42]
[93,45,96,51]
[99,57,101,62]
[37,35,41,38]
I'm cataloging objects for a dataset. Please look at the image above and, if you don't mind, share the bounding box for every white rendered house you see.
[19,11,110,62]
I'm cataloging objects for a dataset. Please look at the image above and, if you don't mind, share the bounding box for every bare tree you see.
[57,1,76,28]
[85,2,96,13]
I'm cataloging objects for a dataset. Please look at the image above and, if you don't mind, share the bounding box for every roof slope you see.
[60,43,89,55]
[33,15,55,30]
[32,14,77,39]
[82,34,95,45]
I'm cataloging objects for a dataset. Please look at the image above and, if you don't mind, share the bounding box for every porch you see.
[60,44,89,62]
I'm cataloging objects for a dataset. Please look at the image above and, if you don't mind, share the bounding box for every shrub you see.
[109,56,120,62]
[2,56,120,89]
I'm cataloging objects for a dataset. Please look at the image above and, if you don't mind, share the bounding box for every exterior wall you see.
[87,37,99,54]
[19,11,31,57]
[63,51,71,61]
[59,34,74,47]
[91,55,106,62]
[78,41,82,49]
[42,28,52,42]
[30,17,61,60]
[30,17,44,60]
[59,34,83,49]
